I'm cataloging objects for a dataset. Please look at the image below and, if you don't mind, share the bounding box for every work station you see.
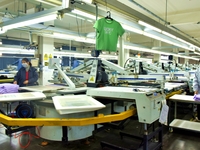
[0,0,200,150]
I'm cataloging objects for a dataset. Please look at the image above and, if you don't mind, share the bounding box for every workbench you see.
[169,94,200,132]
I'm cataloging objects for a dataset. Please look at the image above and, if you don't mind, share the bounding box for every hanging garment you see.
[94,18,125,52]
[193,94,200,101]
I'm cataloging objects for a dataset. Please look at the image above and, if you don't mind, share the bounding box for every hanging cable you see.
[165,0,168,26]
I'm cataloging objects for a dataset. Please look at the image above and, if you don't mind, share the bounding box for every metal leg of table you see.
[174,101,177,119]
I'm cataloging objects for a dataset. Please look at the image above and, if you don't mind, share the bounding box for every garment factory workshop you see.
[1,0,200,150]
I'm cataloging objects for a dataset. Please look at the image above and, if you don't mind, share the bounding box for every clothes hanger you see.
[105,11,113,20]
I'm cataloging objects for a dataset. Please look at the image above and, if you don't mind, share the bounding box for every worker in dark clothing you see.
[13,58,38,87]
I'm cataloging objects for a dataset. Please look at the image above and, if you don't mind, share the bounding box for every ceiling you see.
[0,0,199,63]
[120,0,200,44]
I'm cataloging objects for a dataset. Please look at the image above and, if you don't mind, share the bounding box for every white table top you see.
[86,86,162,100]
[0,92,46,102]
[52,95,105,114]
[19,85,68,92]
[165,82,187,91]
[169,94,200,103]
[57,87,93,94]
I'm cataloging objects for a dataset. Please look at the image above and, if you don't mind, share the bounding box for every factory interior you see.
[1,0,200,150]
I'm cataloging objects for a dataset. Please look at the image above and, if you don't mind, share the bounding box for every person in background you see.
[193,67,200,121]
[13,58,38,87]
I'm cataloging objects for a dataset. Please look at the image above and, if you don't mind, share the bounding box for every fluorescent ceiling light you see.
[143,32,161,40]
[143,31,194,51]
[53,51,117,59]
[71,9,97,20]
[138,20,162,32]
[65,13,86,20]
[176,38,194,47]
[122,24,143,34]
[53,32,78,40]
[75,37,95,44]
[194,51,200,55]
[0,47,35,55]
[124,44,199,61]
[82,0,93,4]
[3,14,57,31]
[162,31,177,39]
[35,0,58,6]
[53,32,95,44]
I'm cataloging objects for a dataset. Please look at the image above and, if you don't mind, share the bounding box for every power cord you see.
[14,126,40,149]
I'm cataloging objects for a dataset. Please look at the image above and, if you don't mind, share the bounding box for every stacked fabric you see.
[193,94,200,101]
[0,83,19,94]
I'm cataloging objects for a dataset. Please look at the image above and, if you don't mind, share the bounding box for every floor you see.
[1,103,200,150]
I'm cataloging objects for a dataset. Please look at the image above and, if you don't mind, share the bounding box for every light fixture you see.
[65,13,86,20]
[71,9,97,20]
[143,32,161,41]
[162,31,177,39]
[53,32,78,40]
[194,51,200,55]
[122,24,143,34]
[76,37,95,44]
[3,14,58,31]
[138,20,162,32]
[53,51,117,59]
[53,32,95,44]
[0,47,35,55]
[82,0,93,4]
[35,0,58,6]
[143,31,194,51]
[124,44,199,61]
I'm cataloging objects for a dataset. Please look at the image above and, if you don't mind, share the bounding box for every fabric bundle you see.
[0,83,19,94]
[193,94,200,101]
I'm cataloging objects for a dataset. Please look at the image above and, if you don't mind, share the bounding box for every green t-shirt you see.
[94,18,125,52]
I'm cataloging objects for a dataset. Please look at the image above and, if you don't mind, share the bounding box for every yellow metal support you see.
[166,89,184,100]
[0,79,13,83]
[0,109,136,126]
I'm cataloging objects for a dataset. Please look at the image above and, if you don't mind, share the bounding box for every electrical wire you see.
[14,126,40,149]
[7,105,41,149]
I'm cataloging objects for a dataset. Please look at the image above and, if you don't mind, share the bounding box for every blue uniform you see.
[14,67,38,87]
[193,68,200,94]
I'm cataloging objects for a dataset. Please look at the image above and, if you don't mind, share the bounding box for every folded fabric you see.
[193,94,200,101]
[0,83,19,94]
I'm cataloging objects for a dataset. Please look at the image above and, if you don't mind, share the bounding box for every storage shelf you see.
[170,119,200,131]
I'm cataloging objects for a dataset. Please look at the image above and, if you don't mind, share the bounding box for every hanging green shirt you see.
[94,18,125,52]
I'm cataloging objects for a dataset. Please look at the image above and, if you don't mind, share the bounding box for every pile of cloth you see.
[193,94,200,101]
[0,83,19,94]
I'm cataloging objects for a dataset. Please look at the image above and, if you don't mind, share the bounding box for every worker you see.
[193,67,200,121]
[13,58,38,87]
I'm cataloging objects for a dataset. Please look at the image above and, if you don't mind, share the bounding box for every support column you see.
[37,37,54,85]
[184,50,189,65]
[172,48,178,64]
[118,35,125,67]
[153,41,161,63]
[124,49,130,67]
